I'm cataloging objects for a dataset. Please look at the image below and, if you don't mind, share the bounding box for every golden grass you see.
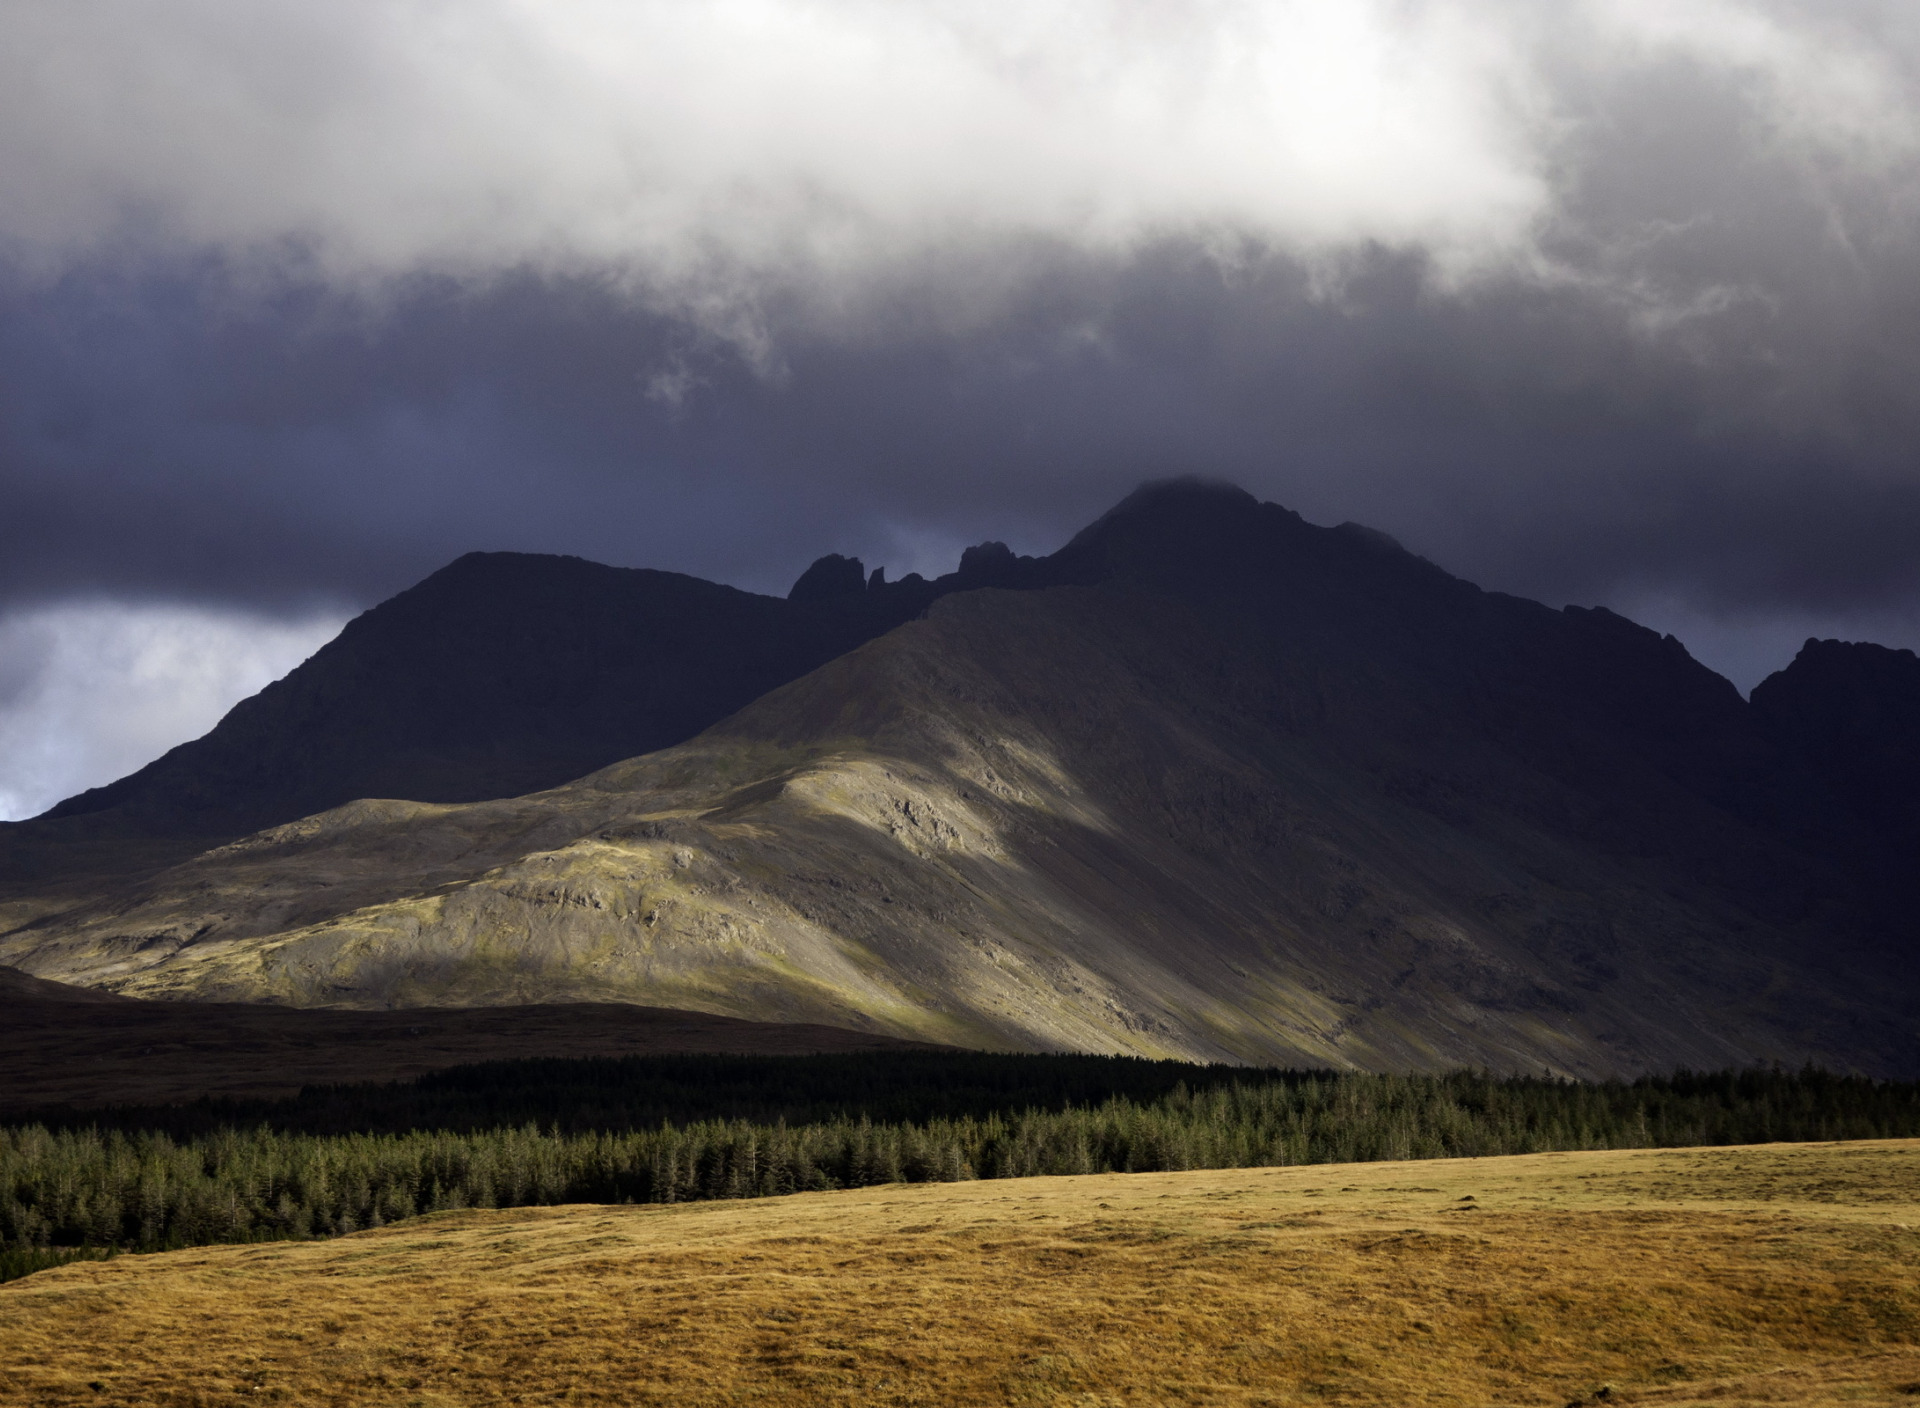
[3,1139,1918,1407]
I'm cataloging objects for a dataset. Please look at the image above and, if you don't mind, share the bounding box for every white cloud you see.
[0,2,1540,271]
[1,1,1911,349]
[0,602,343,821]
[1590,0,1919,162]
[0,5,1542,288]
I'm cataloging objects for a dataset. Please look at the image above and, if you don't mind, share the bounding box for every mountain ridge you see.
[0,531,1063,911]
[5,482,1914,1075]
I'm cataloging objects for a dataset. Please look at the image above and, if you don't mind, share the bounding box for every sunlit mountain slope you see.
[5,485,1912,1074]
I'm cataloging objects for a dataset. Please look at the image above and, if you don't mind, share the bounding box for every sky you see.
[3,0,1919,819]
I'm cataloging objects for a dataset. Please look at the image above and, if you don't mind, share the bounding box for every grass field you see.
[2,1139,1917,1407]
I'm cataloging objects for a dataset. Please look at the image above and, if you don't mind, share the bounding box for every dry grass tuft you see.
[2,1139,1917,1406]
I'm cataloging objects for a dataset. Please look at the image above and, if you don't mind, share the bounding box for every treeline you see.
[0,1246,114,1284]
[4,1064,1918,1271]
[41,1050,1920,1142]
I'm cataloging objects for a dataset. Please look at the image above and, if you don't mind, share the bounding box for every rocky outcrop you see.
[787,553,869,602]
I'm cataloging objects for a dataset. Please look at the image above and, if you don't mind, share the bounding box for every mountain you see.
[1751,637,1920,872]
[4,482,1914,1076]
[0,538,1057,917]
[25,549,1051,836]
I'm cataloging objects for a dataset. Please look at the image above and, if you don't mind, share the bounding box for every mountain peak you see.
[956,540,1028,586]
[1751,637,1920,855]
[1063,478,1260,549]
[1107,476,1259,515]
[787,553,868,602]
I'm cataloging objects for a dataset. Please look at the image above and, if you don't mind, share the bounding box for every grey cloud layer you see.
[0,601,340,820]
[1,0,1917,636]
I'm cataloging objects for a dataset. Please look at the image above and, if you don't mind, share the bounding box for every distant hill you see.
[25,549,1052,835]
[0,537,1060,906]
[5,482,1914,1076]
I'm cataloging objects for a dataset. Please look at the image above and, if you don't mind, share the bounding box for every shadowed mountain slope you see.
[0,542,1059,911]
[31,555,978,833]
[5,484,1914,1075]
[1752,638,1920,870]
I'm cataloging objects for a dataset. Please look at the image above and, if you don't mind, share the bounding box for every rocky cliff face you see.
[5,483,1914,1075]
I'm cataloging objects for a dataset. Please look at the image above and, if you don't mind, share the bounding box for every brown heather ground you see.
[2,1139,1918,1408]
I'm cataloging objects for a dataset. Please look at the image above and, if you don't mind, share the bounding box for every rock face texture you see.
[3,482,1914,1075]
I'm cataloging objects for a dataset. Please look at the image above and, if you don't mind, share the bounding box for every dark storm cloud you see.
[7,229,1918,622]
[2,0,1920,817]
